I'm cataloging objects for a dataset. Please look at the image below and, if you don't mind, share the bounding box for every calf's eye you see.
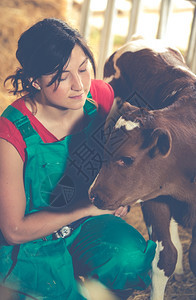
[116,156,134,167]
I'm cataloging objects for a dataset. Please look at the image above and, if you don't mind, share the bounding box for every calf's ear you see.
[149,128,172,158]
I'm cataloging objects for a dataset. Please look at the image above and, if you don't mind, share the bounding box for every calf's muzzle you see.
[89,191,105,209]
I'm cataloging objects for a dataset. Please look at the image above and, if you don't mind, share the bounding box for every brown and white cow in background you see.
[89,37,196,300]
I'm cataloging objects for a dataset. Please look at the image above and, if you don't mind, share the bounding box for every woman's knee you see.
[93,239,156,291]
[72,215,156,290]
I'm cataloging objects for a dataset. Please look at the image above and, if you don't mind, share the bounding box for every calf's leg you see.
[189,225,196,276]
[141,197,178,300]
[170,218,184,280]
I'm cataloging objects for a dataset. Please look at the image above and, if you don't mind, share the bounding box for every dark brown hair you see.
[5,18,96,98]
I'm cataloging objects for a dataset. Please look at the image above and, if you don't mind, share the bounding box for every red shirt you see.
[0,80,114,162]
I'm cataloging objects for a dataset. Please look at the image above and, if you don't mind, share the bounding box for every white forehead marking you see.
[115,116,140,131]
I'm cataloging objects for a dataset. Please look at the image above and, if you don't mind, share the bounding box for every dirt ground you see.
[0,1,195,299]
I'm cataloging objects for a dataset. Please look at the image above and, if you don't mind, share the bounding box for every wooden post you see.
[80,0,91,39]
[126,0,143,42]
[157,0,173,39]
[97,0,117,79]
[186,4,196,73]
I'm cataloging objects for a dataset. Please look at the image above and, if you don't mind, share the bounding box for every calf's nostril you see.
[89,191,96,202]
[93,194,104,209]
[89,191,104,208]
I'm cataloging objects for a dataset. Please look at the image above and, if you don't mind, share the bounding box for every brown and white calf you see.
[89,38,196,300]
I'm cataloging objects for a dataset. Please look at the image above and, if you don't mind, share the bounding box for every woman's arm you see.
[0,139,113,245]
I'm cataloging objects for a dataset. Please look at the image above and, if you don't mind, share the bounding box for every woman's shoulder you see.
[0,99,26,161]
[90,79,114,115]
[0,97,60,162]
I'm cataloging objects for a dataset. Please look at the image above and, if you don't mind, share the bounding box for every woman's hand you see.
[88,204,131,218]
[113,205,131,218]
[86,204,115,216]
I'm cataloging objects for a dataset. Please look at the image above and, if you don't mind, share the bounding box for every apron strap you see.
[84,91,98,117]
[1,105,41,144]
[2,92,97,144]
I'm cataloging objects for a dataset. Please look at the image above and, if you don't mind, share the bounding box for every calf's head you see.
[89,104,172,209]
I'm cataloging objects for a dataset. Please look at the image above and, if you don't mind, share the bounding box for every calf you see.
[89,38,196,300]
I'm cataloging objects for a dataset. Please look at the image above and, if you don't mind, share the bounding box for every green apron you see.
[0,93,102,300]
[0,94,156,299]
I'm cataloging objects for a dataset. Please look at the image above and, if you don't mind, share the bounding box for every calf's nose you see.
[89,192,104,209]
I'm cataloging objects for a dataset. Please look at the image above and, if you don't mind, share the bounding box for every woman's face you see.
[37,45,91,111]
